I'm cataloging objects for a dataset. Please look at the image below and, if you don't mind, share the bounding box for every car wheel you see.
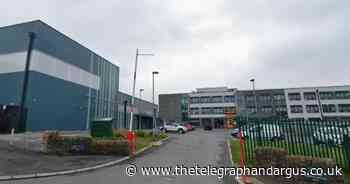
[178,129,185,134]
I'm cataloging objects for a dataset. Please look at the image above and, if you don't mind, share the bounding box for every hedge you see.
[44,131,129,156]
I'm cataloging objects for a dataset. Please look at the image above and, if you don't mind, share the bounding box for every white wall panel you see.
[0,52,26,74]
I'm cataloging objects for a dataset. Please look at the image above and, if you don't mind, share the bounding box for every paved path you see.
[1,129,233,184]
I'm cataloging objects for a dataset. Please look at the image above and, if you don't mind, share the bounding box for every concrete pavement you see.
[1,129,234,184]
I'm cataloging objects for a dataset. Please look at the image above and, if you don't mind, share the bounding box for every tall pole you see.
[19,32,36,132]
[250,79,258,114]
[129,49,139,131]
[152,71,159,134]
[316,89,324,120]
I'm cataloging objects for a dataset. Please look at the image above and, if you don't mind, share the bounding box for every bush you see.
[254,147,287,168]
[152,132,168,141]
[88,140,129,156]
[45,131,92,155]
[135,130,147,138]
[113,129,128,139]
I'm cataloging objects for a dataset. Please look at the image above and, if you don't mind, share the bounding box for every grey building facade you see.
[117,91,157,130]
[236,89,288,119]
[159,93,189,123]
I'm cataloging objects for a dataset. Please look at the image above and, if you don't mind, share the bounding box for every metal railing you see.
[236,117,350,169]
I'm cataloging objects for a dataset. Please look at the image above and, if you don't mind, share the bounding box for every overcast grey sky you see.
[1,0,349,102]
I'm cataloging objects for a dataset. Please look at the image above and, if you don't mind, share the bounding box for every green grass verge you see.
[135,134,168,151]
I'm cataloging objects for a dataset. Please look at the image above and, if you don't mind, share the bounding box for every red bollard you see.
[127,131,136,158]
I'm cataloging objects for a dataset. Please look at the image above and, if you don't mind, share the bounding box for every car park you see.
[243,124,284,141]
[313,126,349,145]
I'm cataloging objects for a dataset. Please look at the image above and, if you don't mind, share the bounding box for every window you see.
[261,106,272,113]
[288,93,301,101]
[190,108,200,114]
[200,96,211,103]
[259,95,271,102]
[335,91,350,99]
[201,107,212,114]
[303,92,316,100]
[322,104,336,113]
[276,106,287,112]
[247,106,257,113]
[213,107,224,114]
[273,94,285,101]
[212,96,223,103]
[338,104,350,113]
[306,105,319,113]
[319,91,335,100]
[290,105,303,113]
[190,97,200,104]
[246,95,255,102]
[224,95,235,103]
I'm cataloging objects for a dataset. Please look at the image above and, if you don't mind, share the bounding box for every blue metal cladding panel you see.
[0,72,23,105]
[0,71,92,131]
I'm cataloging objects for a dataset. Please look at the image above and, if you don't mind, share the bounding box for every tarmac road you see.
[2,129,234,184]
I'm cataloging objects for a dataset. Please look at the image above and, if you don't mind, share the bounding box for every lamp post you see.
[250,78,258,114]
[139,89,144,99]
[152,71,159,135]
[128,48,154,157]
[19,32,36,133]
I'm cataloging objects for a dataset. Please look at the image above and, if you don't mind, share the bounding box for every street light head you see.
[153,71,159,75]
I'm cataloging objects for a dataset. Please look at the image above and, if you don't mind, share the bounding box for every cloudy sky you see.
[1,0,349,103]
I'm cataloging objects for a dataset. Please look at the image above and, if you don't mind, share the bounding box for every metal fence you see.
[236,117,350,169]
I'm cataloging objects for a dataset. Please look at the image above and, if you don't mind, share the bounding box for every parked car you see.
[243,124,284,141]
[204,125,213,131]
[180,123,195,131]
[313,126,349,145]
[160,123,188,134]
[229,128,240,138]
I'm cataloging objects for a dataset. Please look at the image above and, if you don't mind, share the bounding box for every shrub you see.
[113,129,128,139]
[45,131,92,155]
[254,147,288,168]
[135,130,147,138]
[152,132,168,141]
[88,140,129,156]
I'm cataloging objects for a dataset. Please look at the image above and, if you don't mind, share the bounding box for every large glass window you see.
[290,105,303,113]
[224,95,235,103]
[261,106,272,113]
[273,94,285,101]
[306,105,319,113]
[338,104,350,113]
[322,104,336,113]
[288,93,301,101]
[276,106,287,112]
[190,108,200,114]
[212,96,223,103]
[335,91,350,99]
[201,107,212,114]
[213,107,224,114]
[190,97,200,104]
[319,91,335,100]
[259,95,271,102]
[200,96,211,103]
[303,92,316,100]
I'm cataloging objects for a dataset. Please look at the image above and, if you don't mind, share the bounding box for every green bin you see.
[90,118,113,138]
